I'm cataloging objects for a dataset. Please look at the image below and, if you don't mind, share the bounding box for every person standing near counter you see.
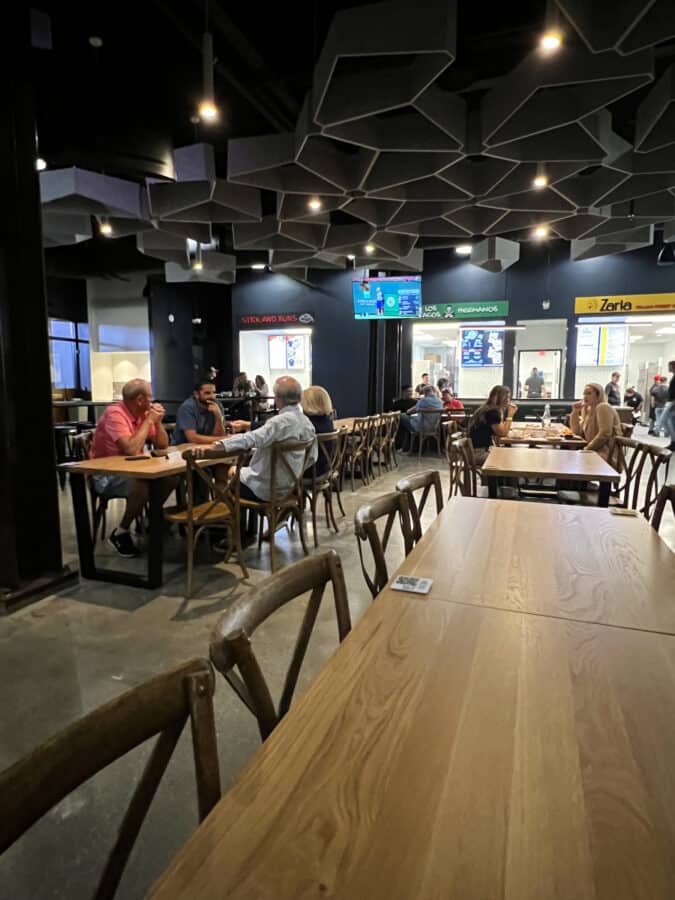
[605,371,621,406]
[664,360,675,450]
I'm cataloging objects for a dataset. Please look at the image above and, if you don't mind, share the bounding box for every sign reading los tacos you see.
[421,301,509,319]
[575,293,675,315]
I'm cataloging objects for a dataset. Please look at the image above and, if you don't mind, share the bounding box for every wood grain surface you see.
[147,593,675,899]
[383,497,675,633]
[332,417,356,431]
[483,446,619,482]
[60,445,221,480]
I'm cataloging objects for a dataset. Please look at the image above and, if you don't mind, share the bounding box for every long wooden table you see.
[499,422,585,448]
[482,446,620,506]
[62,446,219,589]
[382,497,675,634]
[149,586,675,898]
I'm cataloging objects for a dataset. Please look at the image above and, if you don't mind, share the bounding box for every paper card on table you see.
[609,507,640,517]
[390,575,433,594]
[168,451,182,462]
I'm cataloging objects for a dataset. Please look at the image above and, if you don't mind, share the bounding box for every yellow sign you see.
[575,293,675,314]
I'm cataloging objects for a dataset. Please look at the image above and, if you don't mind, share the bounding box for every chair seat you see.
[164,501,232,523]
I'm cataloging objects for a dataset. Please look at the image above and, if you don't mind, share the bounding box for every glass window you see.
[514,319,567,399]
[50,339,77,388]
[49,319,76,339]
[77,322,89,341]
[78,342,91,392]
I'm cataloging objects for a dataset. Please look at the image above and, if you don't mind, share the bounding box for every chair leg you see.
[334,484,346,517]
[350,457,356,492]
[268,509,277,572]
[326,489,339,533]
[311,491,319,548]
[186,521,194,598]
[296,507,310,556]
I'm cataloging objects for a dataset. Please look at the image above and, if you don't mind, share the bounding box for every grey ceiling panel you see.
[362,152,462,192]
[388,201,467,227]
[553,166,630,207]
[478,162,585,201]
[276,193,346,222]
[549,212,608,239]
[480,188,575,213]
[40,167,145,217]
[41,211,92,247]
[595,173,675,206]
[554,1,660,53]
[341,198,403,227]
[484,211,562,235]
[635,65,675,152]
[469,236,520,272]
[444,206,508,234]
[388,218,470,237]
[483,124,607,163]
[440,157,517,197]
[137,231,189,265]
[233,216,328,251]
[369,176,469,201]
[617,1,675,54]
[323,223,376,251]
[295,136,376,192]
[570,224,654,260]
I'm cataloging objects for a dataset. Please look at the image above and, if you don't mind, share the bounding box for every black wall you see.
[231,270,371,418]
[46,276,87,322]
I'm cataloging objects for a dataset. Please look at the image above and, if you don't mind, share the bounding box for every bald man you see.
[91,379,172,557]
[192,375,317,502]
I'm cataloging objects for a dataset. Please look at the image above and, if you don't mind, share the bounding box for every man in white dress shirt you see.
[192,376,317,502]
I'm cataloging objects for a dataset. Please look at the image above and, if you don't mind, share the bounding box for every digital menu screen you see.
[460,329,504,367]
[576,325,626,366]
[352,276,422,319]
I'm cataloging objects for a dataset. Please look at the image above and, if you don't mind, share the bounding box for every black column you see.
[0,8,69,607]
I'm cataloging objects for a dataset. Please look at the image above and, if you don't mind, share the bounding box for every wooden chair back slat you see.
[0,660,219,899]
[639,446,673,519]
[354,491,414,598]
[209,550,351,740]
[396,470,444,544]
[447,435,478,497]
[651,484,675,533]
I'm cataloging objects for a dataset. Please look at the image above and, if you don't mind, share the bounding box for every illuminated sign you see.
[575,293,675,314]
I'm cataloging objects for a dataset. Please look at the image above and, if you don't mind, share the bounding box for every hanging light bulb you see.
[192,244,204,270]
[197,26,218,122]
[99,220,113,237]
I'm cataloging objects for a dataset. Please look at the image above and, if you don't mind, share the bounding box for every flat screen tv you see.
[352,275,422,319]
[460,328,504,367]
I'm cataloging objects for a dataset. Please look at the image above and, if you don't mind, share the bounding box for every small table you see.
[381,497,675,634]
[62,447,219,589]
[482,446,619,506]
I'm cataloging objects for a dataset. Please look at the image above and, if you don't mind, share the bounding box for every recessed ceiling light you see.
[99,222,113,237]
[364,244,375,254]
[540,31,562,52]
[251,263,266,270]
[198,100,218,122]
[533,225,549,239]
[455,244,472,256]
[533,174,548,189]
[346,254,356,261]
[88,36,103,48]
[192,261,203,271]
[307,197,322,211]
[36,158,47,171]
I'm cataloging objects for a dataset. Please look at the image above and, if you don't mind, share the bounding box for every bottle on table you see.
[542,403,551,428]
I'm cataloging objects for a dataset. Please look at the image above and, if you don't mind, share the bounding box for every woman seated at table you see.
[569,383,622,469]
[468,385,518,465]
[302,385,335,478]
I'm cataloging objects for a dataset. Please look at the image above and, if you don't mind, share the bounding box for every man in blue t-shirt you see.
[399,385,443,449]
[172,377,226,446]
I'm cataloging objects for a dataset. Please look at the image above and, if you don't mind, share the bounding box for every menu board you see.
[268,334,306,370]
[460,329,504,367]
[286,335,305,369]
[576,325,626,366]
[352,276,422,319]
[268,335,286,369]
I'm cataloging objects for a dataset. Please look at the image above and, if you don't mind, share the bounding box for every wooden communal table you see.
[482,446,619,506]
[148,589,675,899]
[62,446,220,589]
[499,422,585,448]
[382,497,675,634]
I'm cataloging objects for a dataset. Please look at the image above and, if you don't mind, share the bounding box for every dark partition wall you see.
[231,270,371,418]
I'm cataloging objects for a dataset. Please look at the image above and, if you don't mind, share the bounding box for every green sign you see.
[421,301,509,320]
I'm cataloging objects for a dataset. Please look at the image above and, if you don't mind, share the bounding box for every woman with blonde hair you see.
[570,383,623,469]
[302,385,335,477]
[468,385,518,465]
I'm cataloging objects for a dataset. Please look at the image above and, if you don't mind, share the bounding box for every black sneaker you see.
[108,529,138,558]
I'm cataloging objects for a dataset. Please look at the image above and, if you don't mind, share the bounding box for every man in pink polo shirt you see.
[91,379,172,558]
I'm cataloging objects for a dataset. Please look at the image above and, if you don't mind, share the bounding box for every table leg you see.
[146,480,165,588]
[598,481,611,508]
[487,476,498,499]
[70,472,96,579]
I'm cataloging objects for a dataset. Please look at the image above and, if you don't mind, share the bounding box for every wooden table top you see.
[499,423,585,447]
[483,446,619,482]
[148,592,675,899]
[382,497,675,634]
[61,445,221,480]
[333,417,357,431]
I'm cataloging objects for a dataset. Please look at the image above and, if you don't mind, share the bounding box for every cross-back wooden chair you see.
[613,437,643,508]
[72,430,128,543]
[302,431,342,546]
[651,484,675,533]
[636,445,673,520]
[354,491,415,599]
[396,469,444,544]
[342,416,371,491]
[368,414,389,479]
[383,410,401,470]
[165,451,249,596]
[447,435,479,498]
[0,659,220,900]
[243,438,315,572]
[209,550,351,741]
[408,409,443,458]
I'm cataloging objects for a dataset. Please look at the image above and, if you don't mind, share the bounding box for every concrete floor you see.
[1,435,673,900]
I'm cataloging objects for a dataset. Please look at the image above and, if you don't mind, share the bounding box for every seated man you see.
[441,387,464,411]
[172,377,226,446]
[90,379,174,558]
[390,385,415,414]
[193,376,317,503]
[399,385,443,446]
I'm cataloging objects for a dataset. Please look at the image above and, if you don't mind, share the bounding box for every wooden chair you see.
[613,437,643,508]
[302,431,342,546]
[354,491,414,598]
[383,410,401,470]
[651,484,675,533]
[447,435,479,498]
[165,451,249,596]
[209,550,351,740]
[407,409,443,458]
[396,470,444,544]
[72,430,124,542]
[342,416,371,491]
[636,445,673,520]
[244,439,315,572]
[365,414,385,480]
[0,659,220,900]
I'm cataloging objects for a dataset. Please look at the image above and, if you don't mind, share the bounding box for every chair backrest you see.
[348,417,370,454]
[72,430,93,460]
[418,408,442,435]
[0,660,219,900]
[387,410,401,443]
[447,436,478,497]
[365,414,382,454]
[637,445,673,519]
[354,491,414,598]
[396,469,444,543]
[209,550,351,740]
[614,437,643,507]
[184,450,247,527]
[305,431,341,487]
[651,484,675,533]
[270,438,316,506]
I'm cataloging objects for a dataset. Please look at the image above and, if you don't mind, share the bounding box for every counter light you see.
[540,31,562,52]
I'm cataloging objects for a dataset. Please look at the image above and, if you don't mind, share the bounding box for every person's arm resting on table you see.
[111,404,166,456]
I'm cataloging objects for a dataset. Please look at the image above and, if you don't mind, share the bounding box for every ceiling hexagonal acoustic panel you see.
[40,0,675,276]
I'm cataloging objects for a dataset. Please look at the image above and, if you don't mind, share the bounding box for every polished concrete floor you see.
[1,435,673,900]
